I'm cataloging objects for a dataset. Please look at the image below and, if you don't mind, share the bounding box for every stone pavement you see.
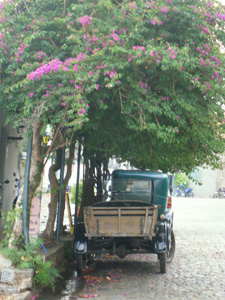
[72,197,225,300]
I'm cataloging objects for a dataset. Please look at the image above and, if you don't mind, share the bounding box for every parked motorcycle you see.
[176,185,194,197]
[213,188,225,198]
[176,184,185,197]
[184,187,194,197]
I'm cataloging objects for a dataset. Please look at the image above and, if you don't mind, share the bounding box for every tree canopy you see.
[1,0,225,172]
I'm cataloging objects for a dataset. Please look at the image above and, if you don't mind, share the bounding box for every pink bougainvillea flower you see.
[29,92,34,98]
[78,108,86,115]
[151,18,157,25]
[78,15,92,27]
[27,59,63,80]
[73,64,79,71]
[129,2,137,9]
[161,6,167,13]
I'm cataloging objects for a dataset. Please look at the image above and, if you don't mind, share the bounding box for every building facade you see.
[0,109,22,213]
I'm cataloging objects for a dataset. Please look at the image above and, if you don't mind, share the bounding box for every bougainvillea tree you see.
[1,0,225,168]
[1,0,225,237]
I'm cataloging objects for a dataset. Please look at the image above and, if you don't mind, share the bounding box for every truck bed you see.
[83,205,158,239]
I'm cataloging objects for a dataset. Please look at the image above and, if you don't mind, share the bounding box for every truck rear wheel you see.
[159,253,167,274]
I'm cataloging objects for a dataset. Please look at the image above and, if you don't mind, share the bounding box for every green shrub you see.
[1,238,61,288]
[0,209,23,248]
[0,211,60,289]
[33,260,60,288]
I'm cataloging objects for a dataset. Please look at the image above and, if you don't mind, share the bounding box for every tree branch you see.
[119,88,123,113]
[44,123,63,158]
[39,36,59,49]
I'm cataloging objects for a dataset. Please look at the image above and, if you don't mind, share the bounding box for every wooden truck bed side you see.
[83,206,158,239]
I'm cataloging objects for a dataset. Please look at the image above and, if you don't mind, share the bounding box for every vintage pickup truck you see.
[74,170,175,273]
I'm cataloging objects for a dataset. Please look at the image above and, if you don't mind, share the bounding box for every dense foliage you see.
[2,238,61,288]
[1,0,225,172]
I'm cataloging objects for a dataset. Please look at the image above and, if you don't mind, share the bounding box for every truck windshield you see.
[111,179,153,203]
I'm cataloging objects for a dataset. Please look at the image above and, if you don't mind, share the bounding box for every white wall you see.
[189,166,225,197]
[0,110,22,213]
[189,168,217,197]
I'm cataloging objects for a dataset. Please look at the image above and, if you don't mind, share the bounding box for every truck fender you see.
[74,222,87,254]
[154,221,167,253]
[74,240,87,254]
[164,209,174,226]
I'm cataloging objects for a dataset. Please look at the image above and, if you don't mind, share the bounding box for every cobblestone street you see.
[39,197,225,300]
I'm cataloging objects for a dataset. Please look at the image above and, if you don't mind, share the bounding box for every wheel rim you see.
[167,229,175,263]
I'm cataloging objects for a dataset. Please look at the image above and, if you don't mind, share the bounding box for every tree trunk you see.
[28,122,44,207]
[59,143,75,233]
[41,143,75,240]
[8,122,44,247]
[41,149,61,241]
[77,157,96,222]
[96,160,102,203]
[8,187,24,248]
[77,154,110,222]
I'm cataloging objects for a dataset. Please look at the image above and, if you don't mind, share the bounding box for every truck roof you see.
[112,170,168,181]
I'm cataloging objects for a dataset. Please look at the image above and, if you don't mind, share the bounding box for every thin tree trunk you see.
[28,122,44,207]
[77,157,89,222]
[41,149,61,241]
[59,143,75,233]
[41,143,75,240]
[78,157,96,221]
[8,187,24,248]
[8,122,44,247]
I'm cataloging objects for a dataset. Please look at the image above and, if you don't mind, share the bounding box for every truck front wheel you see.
[167,229,175,263]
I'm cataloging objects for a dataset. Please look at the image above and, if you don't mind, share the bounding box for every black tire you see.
[159,253,167,274]
[167,229,175,263]
[76,254,83,273]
